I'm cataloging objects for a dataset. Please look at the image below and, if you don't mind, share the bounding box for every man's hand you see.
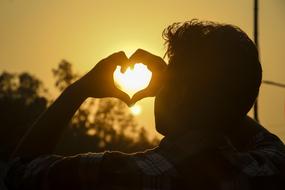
[74,51,131,105]
[129,49,167,104]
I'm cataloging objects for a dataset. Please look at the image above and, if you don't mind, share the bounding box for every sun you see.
[130,104,142,115]
[113,63,152,97]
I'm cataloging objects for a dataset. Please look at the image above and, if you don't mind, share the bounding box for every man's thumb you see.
[114,89,131,106]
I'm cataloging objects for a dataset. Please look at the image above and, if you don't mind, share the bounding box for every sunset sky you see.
[1,0,284,140]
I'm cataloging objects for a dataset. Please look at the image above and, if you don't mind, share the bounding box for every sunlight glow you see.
[113,63,152,97]
[130,104,142,115]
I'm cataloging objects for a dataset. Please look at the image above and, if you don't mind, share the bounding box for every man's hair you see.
[162,19,262,117]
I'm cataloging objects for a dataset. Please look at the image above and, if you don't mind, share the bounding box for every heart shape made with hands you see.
[113,63,152,98]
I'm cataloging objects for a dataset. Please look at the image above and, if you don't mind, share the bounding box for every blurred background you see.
[0,0,284,161]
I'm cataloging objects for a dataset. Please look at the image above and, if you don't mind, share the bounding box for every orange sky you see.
[0,0,284,141]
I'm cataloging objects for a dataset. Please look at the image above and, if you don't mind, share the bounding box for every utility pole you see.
[253,0,259,122]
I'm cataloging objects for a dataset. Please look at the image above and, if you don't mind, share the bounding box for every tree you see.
[0,72,48,161]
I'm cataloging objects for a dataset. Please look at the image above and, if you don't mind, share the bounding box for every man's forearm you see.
[11,83,87,159]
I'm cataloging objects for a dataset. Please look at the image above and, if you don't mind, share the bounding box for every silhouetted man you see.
[5,20,285,189]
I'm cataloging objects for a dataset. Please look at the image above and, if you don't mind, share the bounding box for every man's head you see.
[155,20,262,136]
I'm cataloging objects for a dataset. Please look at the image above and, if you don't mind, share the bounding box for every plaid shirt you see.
[5,125,285,190]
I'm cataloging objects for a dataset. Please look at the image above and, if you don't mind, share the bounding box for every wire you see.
[263,80,285,88]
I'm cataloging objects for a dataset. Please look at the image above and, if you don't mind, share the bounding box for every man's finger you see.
[129,49,166,72]
[120,61,130,73]
[110,51,129,68]
[129,49,152,65]
[118,52,130,73]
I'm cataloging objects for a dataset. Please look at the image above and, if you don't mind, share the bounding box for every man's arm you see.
[5,50,168,190]
[11,52,130,159]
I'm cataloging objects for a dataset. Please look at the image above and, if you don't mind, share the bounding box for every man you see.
[5,20,285,189]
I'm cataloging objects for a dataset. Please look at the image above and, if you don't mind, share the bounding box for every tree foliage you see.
[0,72,48,160]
